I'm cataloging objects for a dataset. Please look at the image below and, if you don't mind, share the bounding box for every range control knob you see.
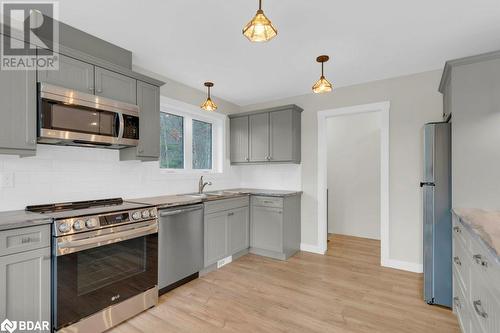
[85,218,98,229]
[132,211,142,220]
[149,209,157,218]
[141,210,150,218]
[58,222,71,233]
[73,219,85,231]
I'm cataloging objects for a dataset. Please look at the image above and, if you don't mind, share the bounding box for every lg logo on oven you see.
[1,319,50,332]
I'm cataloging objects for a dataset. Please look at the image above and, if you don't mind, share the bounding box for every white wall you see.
[238,70,444,268]
[0,144,241,211]
[327,112,381,239]
[451,58,500,209]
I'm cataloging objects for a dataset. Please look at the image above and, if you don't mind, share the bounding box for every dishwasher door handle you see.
[160,206,203,217]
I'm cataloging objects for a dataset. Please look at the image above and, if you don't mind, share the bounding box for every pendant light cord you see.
[208,86,211,99]
[259,0,262,10]
[321,62,324,77]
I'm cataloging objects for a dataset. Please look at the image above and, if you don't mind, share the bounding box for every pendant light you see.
[201,82,217,111]
[242,0,277,42]
[312,55,333,94]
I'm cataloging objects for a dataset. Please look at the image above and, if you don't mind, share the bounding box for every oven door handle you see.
[57,224,158,254]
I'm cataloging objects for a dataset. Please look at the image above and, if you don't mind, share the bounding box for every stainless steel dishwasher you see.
[158,204,204,294]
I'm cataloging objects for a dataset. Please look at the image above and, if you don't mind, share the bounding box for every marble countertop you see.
[127,188,302,209]
[0,210,53,231]
[453,208,500,260]
[0,189,302,231]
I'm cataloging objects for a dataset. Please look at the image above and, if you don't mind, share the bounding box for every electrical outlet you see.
[0,172,15,188]
[217,256,233,269]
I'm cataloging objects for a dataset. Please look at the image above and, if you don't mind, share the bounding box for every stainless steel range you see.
[27,198,159,333]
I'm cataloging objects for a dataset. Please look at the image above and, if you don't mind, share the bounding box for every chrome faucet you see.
[198,176,212,194]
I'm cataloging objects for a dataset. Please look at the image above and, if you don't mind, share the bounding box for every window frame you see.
[158,96,225,174]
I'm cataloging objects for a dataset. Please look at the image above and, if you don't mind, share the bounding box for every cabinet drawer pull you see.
[263,201,274,204]
[227,212,234,216]
[473,254,488,267]
[453,226,461,233]
[453,256,461,266]
[453,297,461,309]
[473,300,488,318]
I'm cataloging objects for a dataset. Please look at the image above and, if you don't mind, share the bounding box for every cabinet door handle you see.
[453,297,461,309]
[453,226,461,233]
[473,300,488,318]
[245,157,249,161]
[453,256,461,266]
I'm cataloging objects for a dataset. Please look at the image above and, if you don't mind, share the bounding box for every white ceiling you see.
[58,0,500,106]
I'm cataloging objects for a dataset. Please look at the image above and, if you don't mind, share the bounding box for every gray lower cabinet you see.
[37,53,94,93]
[228,206,250,254]
[95,66,137,104]
[204,211,229,267]
[120,81,160,161]
[250,195,301,260]
[229,116,249,163]
[229,105,303,164]
[204,197,250,267]
[0,225,51,331]
[0,65,37,156]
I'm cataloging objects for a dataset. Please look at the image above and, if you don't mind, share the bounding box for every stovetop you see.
[26,198,153,220]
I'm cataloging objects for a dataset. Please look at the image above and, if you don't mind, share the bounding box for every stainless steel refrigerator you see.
[421,122,452,307]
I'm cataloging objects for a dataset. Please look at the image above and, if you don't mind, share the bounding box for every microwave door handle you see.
[118,113,125,139]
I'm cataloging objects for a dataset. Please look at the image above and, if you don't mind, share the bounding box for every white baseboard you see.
[300,243,326,255]
[382,258,423,273]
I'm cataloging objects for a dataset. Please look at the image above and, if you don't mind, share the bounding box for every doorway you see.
[317,102,390,266]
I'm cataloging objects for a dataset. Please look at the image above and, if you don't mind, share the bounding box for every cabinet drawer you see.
[453,272,470,333]
[0,225,51,257]
[251,196,283,208]
[469,235,500,299]
[453,236,470,293]
[453,216,468,249]
[204,196,249,215]
[469,268,500,333]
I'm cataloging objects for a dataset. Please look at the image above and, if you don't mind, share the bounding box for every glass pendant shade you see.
[312,55,333,94]
[242,0,277,42]
[201,82,217,111]
[201,97,217,111]
[312,76,333,94]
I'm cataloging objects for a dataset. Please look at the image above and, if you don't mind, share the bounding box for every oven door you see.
[53,221,158,330]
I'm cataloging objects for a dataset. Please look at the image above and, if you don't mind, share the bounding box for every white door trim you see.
[316,101,390,267]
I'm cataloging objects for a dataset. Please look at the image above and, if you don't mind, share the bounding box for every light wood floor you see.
[110,234,460,333]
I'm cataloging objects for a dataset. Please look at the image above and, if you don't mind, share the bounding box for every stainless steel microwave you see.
[38,83,140,148]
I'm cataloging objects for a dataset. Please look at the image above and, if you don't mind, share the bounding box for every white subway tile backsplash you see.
[0,145,301,211]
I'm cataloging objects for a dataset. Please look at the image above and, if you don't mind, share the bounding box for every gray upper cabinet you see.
[95,66,137,104]
[230,116,249,163]
[37,53,94,94]
[249,113,270,162]
[120,81,160,161]
[230,105,302,164]
[270,109,301,162]
[0,66,37,157]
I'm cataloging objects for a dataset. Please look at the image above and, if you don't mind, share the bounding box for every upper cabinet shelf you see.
[229,105,303,164]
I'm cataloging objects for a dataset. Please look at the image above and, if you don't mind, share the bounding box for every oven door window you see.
[55,234,157,330]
